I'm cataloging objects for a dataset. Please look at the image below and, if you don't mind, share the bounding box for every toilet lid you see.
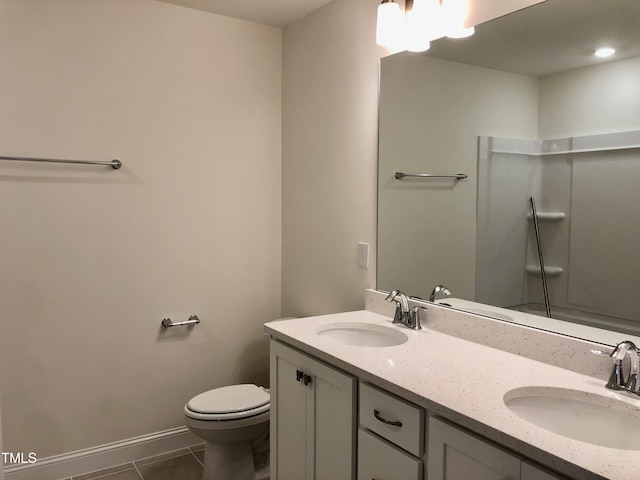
[187,384,270,415]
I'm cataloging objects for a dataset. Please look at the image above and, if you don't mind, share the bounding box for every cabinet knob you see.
[303,374,312,386]
[296,369,304,382]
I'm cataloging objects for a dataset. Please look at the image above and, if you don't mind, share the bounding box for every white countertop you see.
[440,297,640,348]
[265,310,640,480]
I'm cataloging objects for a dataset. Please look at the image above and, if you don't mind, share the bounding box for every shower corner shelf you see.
[526,265,564,277]
[526,212,566,222]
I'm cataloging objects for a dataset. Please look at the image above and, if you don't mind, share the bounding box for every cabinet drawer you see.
[358,429,423,480]
[359,383,424,456]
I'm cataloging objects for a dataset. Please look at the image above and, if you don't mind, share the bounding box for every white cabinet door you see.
[521,462,568,480]
[271,341,308,480]
[270,340,356,480]
[308,355,356,480]
[428,417,521,480]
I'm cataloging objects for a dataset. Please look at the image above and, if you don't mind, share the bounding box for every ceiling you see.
[427,0,640,77]
[156,0,334,28]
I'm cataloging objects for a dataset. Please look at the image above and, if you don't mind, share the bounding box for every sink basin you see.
[316,322,408,347]
[504,387,640,450]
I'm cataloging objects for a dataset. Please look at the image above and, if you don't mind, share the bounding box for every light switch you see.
[357,242,369,269]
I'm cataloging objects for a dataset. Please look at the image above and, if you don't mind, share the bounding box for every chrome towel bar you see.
[395,172,467,180]
[0,155,122,169]
[161,314,200,328]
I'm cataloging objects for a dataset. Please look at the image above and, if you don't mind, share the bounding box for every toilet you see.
[184,383,270,480]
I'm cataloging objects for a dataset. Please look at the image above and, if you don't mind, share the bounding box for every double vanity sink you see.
[316,320,640,451]
[266,298,640,480]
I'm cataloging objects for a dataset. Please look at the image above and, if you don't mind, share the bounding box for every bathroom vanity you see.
[269,340,355,479]
[266,293,640,480]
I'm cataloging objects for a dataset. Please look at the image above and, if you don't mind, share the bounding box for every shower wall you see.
[0,0,281,460]
[478,131,640,326]
[538,133,640,323]
[475,137,542,308]
[536,55,640,328]
[477,55,640,328]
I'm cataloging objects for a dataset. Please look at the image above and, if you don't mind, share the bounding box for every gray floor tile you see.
[136,452,203,480]
[72,467,142,480]
[191,448,204,466]
[134,449,190,468]
[72,464,139,480]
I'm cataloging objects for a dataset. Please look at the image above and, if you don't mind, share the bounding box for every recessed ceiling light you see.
[594,47,616,58]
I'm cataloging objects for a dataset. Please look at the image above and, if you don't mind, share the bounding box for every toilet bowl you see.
[184,384,270,480]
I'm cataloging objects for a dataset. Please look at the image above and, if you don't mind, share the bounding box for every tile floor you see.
[61,445,270,480]
[63,446,205,480]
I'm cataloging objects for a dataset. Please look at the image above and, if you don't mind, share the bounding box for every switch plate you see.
[357,242,369,269]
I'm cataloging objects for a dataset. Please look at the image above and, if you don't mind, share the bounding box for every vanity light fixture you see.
[376,0,474,52]
[446,25,475,39]
[405,0,433,52]
[376,0,402,49]
[594,46,616,58]
[441,0,475,38]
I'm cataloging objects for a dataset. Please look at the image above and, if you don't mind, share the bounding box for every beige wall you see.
[0,0,281,459]
[539,55,640,138]
[281,0,383,317]
[281,0,545,316]
[378,56,539,300]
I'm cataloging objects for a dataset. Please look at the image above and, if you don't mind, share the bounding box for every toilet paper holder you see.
[161,314,200,328]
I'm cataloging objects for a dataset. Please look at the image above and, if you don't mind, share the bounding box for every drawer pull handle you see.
[373,409,403,427]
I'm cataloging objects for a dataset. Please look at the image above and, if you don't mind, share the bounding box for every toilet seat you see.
[185,384,270,421]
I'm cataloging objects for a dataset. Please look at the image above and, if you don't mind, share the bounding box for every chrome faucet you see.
[385,290,409,324]
[385,290,423,330]
[628,347,640,395]
[606,340,640,395]
[429,284,452,302]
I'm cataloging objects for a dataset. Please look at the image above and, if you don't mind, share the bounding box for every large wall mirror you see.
[377,0,640,346]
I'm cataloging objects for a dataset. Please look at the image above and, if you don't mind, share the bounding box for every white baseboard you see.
[4,427,200,480]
